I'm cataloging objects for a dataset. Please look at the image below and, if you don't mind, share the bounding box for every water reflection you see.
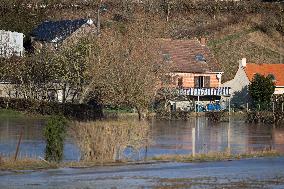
[148,117,284,157]
[0,118,80,160]
[0,117,283,161]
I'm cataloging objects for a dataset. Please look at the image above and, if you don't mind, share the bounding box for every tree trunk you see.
[136,106,148,121]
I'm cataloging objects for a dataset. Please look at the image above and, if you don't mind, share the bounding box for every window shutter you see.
[204,76,210,87]
[194,76,199,88]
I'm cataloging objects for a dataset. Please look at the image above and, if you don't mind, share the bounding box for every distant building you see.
[159,38,230,112]
[222,58,284,107]
[31,18,96,51]
[0,30,24,57]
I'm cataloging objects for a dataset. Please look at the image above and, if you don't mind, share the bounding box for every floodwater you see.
[0,116,283,160]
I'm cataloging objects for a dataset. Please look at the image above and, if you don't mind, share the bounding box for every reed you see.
[70,120,150,162]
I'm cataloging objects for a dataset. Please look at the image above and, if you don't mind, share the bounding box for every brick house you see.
[31,18,96,51]
[159,38,230,111]
[222,58,284,107]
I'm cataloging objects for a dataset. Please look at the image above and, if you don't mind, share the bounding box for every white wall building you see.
[0,30,24,57]
[222,58,284,107]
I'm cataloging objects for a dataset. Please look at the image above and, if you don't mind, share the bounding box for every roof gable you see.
[245,63,284,86]
[31,19,91,43]
[159,39,220,73]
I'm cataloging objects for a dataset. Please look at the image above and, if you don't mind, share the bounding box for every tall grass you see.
[70,120,150,162]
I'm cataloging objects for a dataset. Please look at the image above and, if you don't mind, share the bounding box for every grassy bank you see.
[151,150,281,163]
[0,150,281,171]
[0,108,48,119]
[0,109,25,118]
[0,158,58,171]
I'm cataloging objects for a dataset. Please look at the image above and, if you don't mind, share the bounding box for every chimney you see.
[239,58,247,68]
[200,37,206,46]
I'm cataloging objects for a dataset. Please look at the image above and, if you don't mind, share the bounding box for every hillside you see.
[0,1,283,81]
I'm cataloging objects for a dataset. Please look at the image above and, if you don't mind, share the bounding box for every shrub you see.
[70,120,150,162]
[0,97,103,120]
[44,115,67,162]
[248,73,275,110]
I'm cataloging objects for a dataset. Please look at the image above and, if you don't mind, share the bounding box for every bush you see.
[0,97,103,120]
[44,115,67,162]
[248,73,275,110]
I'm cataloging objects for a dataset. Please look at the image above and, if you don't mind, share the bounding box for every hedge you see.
[0,97,103,121]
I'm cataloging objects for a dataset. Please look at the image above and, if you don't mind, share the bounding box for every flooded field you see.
[0,117,283,161]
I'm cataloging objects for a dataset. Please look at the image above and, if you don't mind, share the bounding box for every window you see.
[195,54,206,62]
[194,76,210,88]
[162,53,171,62]
[177,77,183,88]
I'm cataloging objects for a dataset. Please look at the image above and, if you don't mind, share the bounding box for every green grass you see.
[0,109,25,118]
[208,28,257,48]
[0,108,49,119]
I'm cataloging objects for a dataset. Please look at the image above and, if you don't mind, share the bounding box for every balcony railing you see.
[178,87,231,97]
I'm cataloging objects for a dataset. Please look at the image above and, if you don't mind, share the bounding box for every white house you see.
[222,58,284,107]
[0,30,24,57]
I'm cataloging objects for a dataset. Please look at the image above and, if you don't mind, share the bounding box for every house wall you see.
[221,62,250,106]
[0,30,24,57]
[0,83,15,98]
[222,64,250,94]
[275,87,284,95]
[172,72,221,88]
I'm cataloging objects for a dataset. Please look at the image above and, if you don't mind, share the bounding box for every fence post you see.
[228,98,231,116]
[192,127,195,157]
[14,127,24,161]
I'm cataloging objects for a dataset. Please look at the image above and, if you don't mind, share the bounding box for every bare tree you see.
[81,21,166,120]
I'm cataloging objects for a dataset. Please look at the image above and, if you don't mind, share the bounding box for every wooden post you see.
[192,127,196,157]
[228,97,231,116]
[272,102,275,113]
[227,117,231,155]
[14,127,24,161]
[197,95,200,114]
[246,103,249,112]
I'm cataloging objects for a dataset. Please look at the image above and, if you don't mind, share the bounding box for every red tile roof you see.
[159,39,220,73]
[245,63,284,86]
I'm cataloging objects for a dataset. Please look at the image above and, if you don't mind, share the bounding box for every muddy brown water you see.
[0,117,283,161]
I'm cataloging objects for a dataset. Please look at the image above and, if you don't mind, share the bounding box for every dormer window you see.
[195,54,206,62]
[162,52,171,62]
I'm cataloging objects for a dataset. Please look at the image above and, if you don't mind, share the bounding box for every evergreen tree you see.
[248,73,275,110]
